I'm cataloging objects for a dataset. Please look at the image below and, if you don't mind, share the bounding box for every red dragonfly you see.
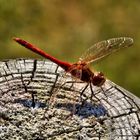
[13,37,133,87]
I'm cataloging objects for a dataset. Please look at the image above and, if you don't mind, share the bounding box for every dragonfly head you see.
[92,72,106,87]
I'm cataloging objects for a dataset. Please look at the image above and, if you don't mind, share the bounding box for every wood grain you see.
[0,59,139,139]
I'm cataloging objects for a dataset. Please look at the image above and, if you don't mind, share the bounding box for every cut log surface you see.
[0,58,139,140]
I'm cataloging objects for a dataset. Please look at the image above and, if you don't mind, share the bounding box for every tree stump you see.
[0,58,140,140]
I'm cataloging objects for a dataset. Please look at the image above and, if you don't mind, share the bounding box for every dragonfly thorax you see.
[68,62,95,83]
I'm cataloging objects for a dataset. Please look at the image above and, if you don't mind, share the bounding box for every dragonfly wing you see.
[49,66,83,107]
[79,37,133,64]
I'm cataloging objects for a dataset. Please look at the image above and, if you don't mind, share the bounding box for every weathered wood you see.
[0,58,140,140]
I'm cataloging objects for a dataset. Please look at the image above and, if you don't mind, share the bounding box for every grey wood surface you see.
[0,59,140,140]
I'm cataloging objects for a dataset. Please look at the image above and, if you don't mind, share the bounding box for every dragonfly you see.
[13,37,133,88]
[13,37,133,115]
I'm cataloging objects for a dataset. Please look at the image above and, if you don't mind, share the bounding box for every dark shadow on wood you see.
[14,98,47,108]
[55,102,107,118]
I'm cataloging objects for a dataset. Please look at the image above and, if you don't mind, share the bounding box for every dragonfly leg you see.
[79,83,89,106]
[89,83,100,104]
[100,85,108,98]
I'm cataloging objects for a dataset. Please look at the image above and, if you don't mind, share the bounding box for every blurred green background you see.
[0,0,139,96]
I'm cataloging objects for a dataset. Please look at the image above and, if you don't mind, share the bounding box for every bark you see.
[0,58,140,140]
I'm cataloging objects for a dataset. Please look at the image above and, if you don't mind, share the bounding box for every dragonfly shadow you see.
[14,98,47,109]
[55,101,107,118]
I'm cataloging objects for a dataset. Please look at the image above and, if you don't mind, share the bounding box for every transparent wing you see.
[49,65,83,108]
[79,37,133,64]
